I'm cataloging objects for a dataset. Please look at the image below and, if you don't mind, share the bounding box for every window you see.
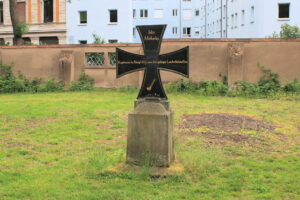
[0,2,3,24]
[133,9,136,18]
[235,13,238,28]
[278,4,290,19]
[194,27,200,35]
[17,2,26,22]
[241,10,245,25]
[183,9,192,20]
[133,28,136,38]
[86,52,104,66]
[79,11,87,24]
[79,40,87,44]
[183,27,191,37]
[0,38,4,46]
[195,9,200,16]
[108,40,118,44]
[109,10,118,23]
[109,52,116,66]
[172,27,178,35]
[40,37,58,45]
[250,6,255,23]
[172,9,178,16]
[44,0,53,23]
[140,9,148,18]
[22,38,31,45]
[154,9,163,19]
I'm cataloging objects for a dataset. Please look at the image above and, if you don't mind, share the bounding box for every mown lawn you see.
[0,90,299,200]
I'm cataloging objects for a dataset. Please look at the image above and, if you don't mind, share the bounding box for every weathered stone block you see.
[127,100,174,167]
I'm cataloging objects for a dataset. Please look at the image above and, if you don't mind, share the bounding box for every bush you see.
[0,62,95,94]
[257,63,281,95]
[69,69,95,91]
[284,79,300,94]
[165,63,299,98]
[280,24,300,39]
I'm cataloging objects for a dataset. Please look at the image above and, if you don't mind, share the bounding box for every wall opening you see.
[278,3,290,19]
[40,37,58,45]
[44,0,53,23]
[0,2,3,24]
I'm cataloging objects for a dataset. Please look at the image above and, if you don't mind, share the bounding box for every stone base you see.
[127,99,174,167]
[109,158,184,177]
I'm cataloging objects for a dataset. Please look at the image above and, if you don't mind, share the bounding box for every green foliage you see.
[166,64,300,98]
[69,69,95,91]
[92,33,106,44]
[15,22,29,37]
[267,24,300,39]
[0,62,94,94]
[257,63,281,95]
[280,24,300,39]
[283,79,300,94]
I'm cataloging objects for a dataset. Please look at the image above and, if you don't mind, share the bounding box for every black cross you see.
[116,25,189,99]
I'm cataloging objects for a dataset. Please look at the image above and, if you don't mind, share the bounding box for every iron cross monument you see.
[116,25,189,99]
[116,25,189,167]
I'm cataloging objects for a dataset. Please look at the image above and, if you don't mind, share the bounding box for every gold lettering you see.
[148,30,155,35]
[144,36,159,41]
[118,60,188,65]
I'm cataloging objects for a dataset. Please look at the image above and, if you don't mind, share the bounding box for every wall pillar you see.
[59,51,74,84]
[227,43,244,85]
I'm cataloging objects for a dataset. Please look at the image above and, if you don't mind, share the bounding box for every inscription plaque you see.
[116,25,189,99]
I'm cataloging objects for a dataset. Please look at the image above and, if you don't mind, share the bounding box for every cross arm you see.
[157,46,189,78]
[116,48,145,78]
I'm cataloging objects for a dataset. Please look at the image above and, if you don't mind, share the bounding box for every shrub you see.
[0,62,94,94]
[284,79,300,94]
[69,69,95,91]
[257,63,281,95]
[165,63,299,98]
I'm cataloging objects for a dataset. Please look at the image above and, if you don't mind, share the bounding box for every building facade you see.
[0,0,67,45]
[133,0,204,42]
[66,0,300,44]
[226,0,300,38]
[66,0,133,44]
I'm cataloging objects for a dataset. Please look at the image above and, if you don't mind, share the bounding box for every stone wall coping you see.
[1,38,300,49]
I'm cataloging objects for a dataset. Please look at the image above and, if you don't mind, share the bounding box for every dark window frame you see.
[109,10,118,23]
[278,3,290,19]
[44,0,53,23]
[79,11,87,24]
[0,2,3,24]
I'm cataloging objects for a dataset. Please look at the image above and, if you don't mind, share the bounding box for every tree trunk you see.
[9,0,22,45]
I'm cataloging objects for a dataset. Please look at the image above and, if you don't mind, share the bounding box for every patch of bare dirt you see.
[177,113,277,149]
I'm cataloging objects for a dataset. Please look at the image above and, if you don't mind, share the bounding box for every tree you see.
[9,0,28,45]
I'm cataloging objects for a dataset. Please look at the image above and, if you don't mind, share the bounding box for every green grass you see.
[0,89,299,200]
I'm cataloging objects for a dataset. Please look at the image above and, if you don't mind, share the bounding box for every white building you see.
[66,0,133,44]
[66,0,300,44]
[226,0,300,38]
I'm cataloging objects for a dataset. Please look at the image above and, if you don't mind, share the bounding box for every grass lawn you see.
[0,90,299,199]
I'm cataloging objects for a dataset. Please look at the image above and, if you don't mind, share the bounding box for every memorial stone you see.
[116,25,189,167]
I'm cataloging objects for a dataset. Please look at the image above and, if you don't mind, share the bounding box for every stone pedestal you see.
[127,99,174,167]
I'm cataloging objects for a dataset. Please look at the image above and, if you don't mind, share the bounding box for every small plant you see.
[69,69,95,91]
[266,24,300,39]
[0,62,95,94]
[92,33,106,44]
[280,24,300,39]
